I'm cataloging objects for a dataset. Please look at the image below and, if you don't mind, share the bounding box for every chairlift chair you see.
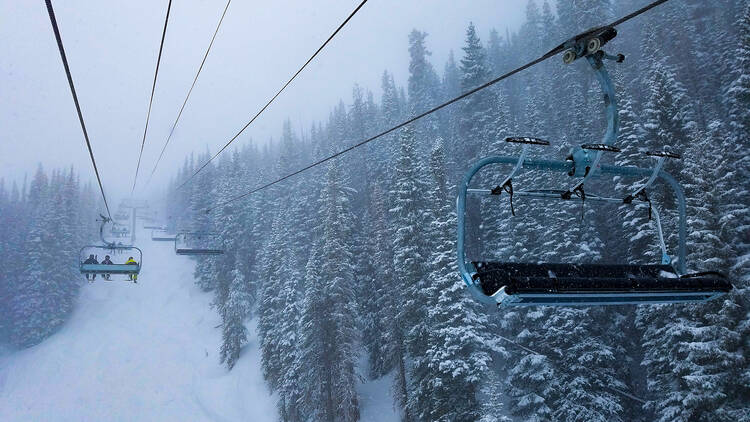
[113,212,129,222]
[79,245,142,280]
[174,232,224,255]
[79,215,142,281]
[110,223,129,238]
[151,229,176,242]
[457,27,732,307]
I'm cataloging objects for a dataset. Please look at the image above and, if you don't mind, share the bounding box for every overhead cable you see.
[202,0,673,213]
[178,0,369,190]
[44,0,112,218]
[147,0,233,186]
[132,0,173,193]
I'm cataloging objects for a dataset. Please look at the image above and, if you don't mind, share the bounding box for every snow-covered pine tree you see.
[408,136,499,422]
[219,265,250,370]
[360,185,395,379]
[347,84,372,207]
[380,70,404,176]
[407,29,441,154]
[550,307,626,421]
[1,180,24,342]
[639,31,697,194]
[503,306,558,421]
[475,87,520,264]
[215,153,253,370]
[257,204,292,391]
[256,121,314,421]
[440,51,463,175]
[297,160,359,422]
[10,166,51,347]
[53,168,82,320]
[459,23,494,161]
[387,124,427,421]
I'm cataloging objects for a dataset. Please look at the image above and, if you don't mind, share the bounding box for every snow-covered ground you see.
[0,223,276,421]
[357,370,400,422]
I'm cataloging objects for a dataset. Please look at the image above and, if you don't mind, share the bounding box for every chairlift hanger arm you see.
[562,50,621,197]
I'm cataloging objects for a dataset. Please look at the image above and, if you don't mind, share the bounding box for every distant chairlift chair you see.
[79,215,142,281]
[174,232,224,255]
[79,245,142,279]
[456,26,732,306]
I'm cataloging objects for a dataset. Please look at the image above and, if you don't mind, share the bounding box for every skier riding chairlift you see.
[101,255,113,281]
[83,254,98,281]
[125,256,138,283]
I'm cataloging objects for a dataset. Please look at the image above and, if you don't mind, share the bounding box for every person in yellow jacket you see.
[125,256,139,283]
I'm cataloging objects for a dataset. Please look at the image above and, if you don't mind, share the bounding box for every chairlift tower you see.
[119,199,150,243]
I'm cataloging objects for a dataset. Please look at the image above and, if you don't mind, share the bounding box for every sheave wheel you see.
[586,37,601,54]
[562,48,577,64]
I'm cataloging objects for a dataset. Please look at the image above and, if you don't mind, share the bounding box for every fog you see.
[1,0,526,200]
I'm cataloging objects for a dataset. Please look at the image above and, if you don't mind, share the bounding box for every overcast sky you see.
[1,0,528,201]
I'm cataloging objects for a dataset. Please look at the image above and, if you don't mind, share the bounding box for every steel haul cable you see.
[178,0,369,190]
[44,0,112,218]
[132,0,173,194]
[147,0,233,186]
[201,0,673,214]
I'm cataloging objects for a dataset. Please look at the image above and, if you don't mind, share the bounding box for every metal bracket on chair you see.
[467,138,550,216]
[621,151,682,266]
[624,153,669,204]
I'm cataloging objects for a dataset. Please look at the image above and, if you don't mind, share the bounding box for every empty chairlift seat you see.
[174,232,224,255]
[471,262,732,306]
[151,229,176,241]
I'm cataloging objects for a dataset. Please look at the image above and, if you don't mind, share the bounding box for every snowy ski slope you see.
[0,222,399,421]
[0,224,276,421]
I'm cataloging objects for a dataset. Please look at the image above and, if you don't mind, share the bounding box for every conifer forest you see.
[1,0,749,421]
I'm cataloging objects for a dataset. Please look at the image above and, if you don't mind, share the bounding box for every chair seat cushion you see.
[472,262,732,296]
